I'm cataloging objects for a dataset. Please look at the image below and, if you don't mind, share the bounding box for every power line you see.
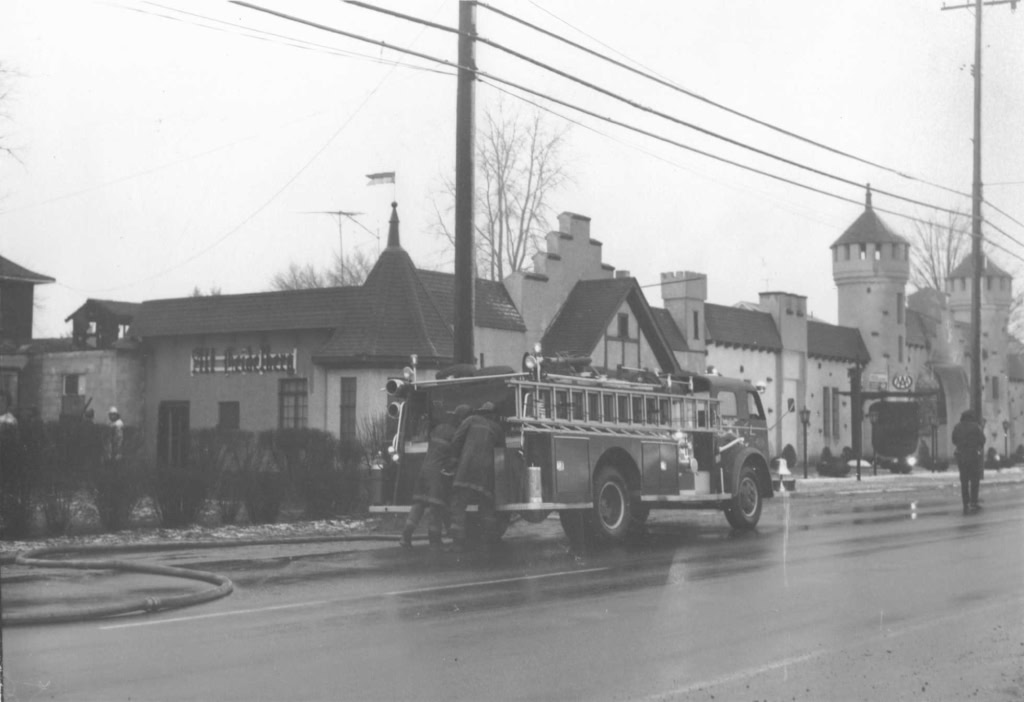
[984,198,1024,233]
[475,0,971,200]
[234,2,970,234]
[340,1,969,220]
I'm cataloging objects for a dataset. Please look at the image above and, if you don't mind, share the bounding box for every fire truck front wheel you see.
[724,463,763,530]
[591,466,632,542]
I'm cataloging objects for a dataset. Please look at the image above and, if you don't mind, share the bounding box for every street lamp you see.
[1003,419,1011,463]
[799,407,811,479]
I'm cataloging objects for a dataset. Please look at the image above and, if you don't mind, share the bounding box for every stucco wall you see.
[23,349,144,427]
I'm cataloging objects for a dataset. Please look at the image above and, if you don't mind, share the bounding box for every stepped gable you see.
[831,186,908,248]
[315,202,452,364]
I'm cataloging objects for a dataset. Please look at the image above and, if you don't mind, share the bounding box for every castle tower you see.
[947,255,1013,426]
[831,186,911,387]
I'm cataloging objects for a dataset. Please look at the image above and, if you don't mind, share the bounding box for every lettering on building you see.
[191,347,297,375]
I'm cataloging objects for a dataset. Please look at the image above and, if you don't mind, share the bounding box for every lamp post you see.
[1003,419,1011,463]
[799,407,811,479]
[867,407,880,476]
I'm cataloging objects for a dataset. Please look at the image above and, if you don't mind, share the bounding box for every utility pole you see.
[453,0,477,365]
[942,0,1018,417]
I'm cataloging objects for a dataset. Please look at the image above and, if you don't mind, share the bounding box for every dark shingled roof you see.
[650,307,689,352]
[704,303,782,352]
[905,308,931,348]
[542,278,634,356]
[542,278,678,372]
[65,298,141,324]
[132,286,364,337]
[807,320,870,363]
[831,190,907,248]
[418,270,526,332]
[0,255,55,284]
[948,255,1013,280]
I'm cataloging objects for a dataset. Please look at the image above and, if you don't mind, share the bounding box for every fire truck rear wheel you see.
[724,464,762,530]
[591,466,632,542]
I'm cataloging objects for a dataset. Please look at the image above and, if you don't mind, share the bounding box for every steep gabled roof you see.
[417,270,526,332]
[650,307,689,352]
[315,203,453,364]
[831,188,908,248]
[132,286,364,337]
[705,303,782,352]
[807,320,871,364]
[541,277,678,372]
[948,255,1013,280]
[0,255,55,284]
[65,298,141,324]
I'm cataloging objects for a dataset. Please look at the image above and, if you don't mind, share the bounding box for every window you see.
[896,293,904,324]
[339,377,357,440]
[873,245,880,261]
[63,374,82,396]
[832,388,840,439]
[218,401,240,430]
[992,377,999,401]
[898,336,903,363]
[746,392,765,420]
[279,378,308,429]
[617,313,629,339]
[823,389,832,441]
[859,243,867,260]
[693,311,700,341]
[718,392,738,419]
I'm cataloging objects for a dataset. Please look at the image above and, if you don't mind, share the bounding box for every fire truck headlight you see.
[906,455,918,467]
[402,366,415,381]
[387,401,402,419]
[524,355,538,371]
[672,430,684,442]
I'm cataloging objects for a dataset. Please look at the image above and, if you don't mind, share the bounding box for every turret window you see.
[896,293,904,324]
[859,243,867,260]
[873,245,880,261]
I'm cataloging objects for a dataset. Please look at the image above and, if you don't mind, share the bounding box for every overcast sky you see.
[2,0,1022,339]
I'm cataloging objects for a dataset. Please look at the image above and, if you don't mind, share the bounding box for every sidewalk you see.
[790,465,1024,496]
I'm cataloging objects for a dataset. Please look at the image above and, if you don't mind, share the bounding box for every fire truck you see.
[370,347,779,544]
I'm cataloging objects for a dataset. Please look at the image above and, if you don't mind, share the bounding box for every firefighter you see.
[400,404,471,550]
[448,401,505,551]
[952,409,986,514]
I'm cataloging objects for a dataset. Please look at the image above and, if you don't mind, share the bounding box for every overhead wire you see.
[474,0,971,201]
[340,1,969,219]
[58,1,446,294]
[233,2,973,234]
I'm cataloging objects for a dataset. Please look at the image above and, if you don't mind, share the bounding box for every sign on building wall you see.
[191,347,297,376]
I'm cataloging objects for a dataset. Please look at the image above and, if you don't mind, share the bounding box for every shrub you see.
[150,429,218,528]
[92,427,146,532]
[263,429,342,520]
[213,430,252,525]
[38,421,100,536]
[818,446,852,478]
[0,420,34,539]
[241,433,284,524]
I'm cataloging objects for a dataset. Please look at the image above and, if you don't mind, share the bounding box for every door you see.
[643,442,680,494]
[157,401,190,469]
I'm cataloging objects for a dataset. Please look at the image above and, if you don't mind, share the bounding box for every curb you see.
[789,466,1024,496]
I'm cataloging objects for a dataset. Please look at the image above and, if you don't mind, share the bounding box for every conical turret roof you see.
[831,186,908,248]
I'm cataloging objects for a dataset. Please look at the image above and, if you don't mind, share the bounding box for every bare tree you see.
[191,285,222,297]
[269,250,374,291]
[0,62,16,163]
[909,210,971,292]
[433,102,571,281]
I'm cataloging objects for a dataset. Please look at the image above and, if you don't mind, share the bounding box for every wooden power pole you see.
[453,0,477,365]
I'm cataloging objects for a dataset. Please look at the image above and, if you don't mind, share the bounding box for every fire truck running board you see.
[369,502,592,514]
[640,494,731,504]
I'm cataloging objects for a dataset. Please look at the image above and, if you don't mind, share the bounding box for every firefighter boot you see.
[400,525,414,548]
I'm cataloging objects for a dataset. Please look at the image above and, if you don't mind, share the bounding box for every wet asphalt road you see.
[3,483,1023,702]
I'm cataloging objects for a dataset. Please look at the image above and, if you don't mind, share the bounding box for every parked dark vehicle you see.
[869,400,920,474]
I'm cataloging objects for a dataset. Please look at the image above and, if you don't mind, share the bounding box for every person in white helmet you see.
[106,406,125,463]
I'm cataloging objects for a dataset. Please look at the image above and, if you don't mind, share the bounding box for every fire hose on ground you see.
[1,534,405,627]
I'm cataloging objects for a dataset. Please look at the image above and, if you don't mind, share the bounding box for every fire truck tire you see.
[591,466,632,543]
[724,464,763,530]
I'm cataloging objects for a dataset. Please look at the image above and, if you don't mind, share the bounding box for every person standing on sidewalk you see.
[400,404,471,550]
[952,410,986,514]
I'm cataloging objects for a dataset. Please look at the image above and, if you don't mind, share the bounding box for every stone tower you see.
[947,255,1014,428]
[831,187,911,387]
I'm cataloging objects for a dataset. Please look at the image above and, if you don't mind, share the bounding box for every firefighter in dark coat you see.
[449,401,505,549]
[952,409,986,514]
[400,405,471,549]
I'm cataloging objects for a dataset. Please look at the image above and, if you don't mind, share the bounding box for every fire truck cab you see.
[372,349,778,544]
